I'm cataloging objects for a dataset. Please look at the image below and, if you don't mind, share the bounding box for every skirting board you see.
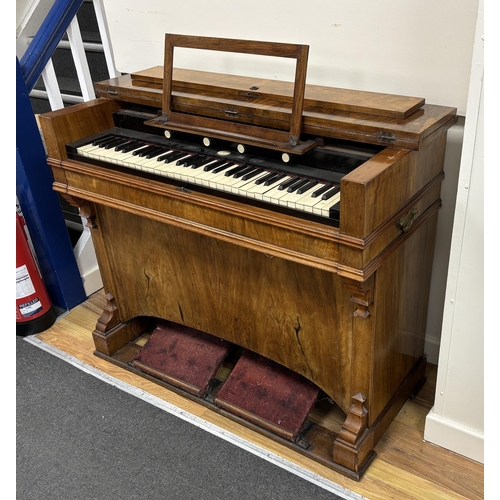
[424,336,440,366]
[424,407,484,464]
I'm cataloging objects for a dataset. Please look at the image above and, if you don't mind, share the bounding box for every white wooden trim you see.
[92,0,120,78]
[66,15,96,101]
[425,410,484,464]
[41,59,64,110]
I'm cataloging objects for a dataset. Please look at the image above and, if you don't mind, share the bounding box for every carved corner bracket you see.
[333,392,373,473]
[338,392,368,444]
[344,276,374,318]
[94,292,121,334]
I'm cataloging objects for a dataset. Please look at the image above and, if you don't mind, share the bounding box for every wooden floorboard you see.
[35,289,484,500]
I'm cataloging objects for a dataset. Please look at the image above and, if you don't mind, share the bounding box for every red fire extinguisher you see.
[16,204,57,336]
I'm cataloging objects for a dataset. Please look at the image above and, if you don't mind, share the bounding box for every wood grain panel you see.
[91,204,354,413]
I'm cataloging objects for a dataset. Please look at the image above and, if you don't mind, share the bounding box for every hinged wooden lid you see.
[94,67,457,151]
[131,66,425,120]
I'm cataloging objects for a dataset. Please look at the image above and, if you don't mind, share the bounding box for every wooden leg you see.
[92,293,155,355]
[333,393,375,473]
[332,357,427,474]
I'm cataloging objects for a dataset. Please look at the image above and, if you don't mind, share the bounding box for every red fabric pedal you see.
[133,321,231,397]
[215,349,319,441]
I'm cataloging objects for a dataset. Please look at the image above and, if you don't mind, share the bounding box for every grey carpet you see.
[16,336,349,500]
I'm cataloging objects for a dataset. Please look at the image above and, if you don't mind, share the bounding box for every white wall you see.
[102,0,478,114]
[425,0,484,463]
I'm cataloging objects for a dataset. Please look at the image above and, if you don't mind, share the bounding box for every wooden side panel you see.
[370,211,439,421]
[38,99,122,160]
[340,133,447,239]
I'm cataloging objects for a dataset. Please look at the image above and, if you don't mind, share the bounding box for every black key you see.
[241,168,264,181]
[176,154,197,166]
[157,150,177,161]
[311,183,333,198]
[203,160,227,172]
[117,141,142,153]
[113,139,135,151]
[278,176,299,191]
[287,178,309,193]
[265,173,286,186]
[233,166,255,179]
[136,145,160,157]
[104,137,129,149]
[190,157,211,169]
[163,152,189,163]
[255,171,277,185]
[112,139,132,150]
[212,163,234,174]
[96,137,121,148]
[296,180,318,194]
[132,145,154,156]
[321,186,341,200]
[91,135,114,146]
[145,147,168,159]
[103,138,128,149]
[224,165,246,177]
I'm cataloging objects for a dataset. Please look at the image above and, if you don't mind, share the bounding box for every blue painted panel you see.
[16,58,86,311]
[19,0,84,92]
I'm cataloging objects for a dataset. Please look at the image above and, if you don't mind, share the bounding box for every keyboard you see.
[66,128,367,224]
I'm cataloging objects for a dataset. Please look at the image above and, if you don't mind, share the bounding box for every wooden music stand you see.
[145,34,317,154]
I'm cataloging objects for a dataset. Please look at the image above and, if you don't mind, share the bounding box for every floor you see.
[31,289,484,500]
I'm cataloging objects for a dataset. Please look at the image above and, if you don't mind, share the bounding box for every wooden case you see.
[39,39,457,479]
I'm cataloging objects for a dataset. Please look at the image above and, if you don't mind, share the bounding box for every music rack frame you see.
[146,33,317,154]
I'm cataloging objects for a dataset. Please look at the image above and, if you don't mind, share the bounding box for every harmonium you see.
[39,35,457,480]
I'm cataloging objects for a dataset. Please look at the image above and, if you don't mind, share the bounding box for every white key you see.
[107,145,150,166]
[311,192,341,217]
[77,143,101,156]
[140,150,179,172]
[206,165,242,189]
[139,153,174,172]
[294,183,334,213]
[231,171,269,195]
[155,154,193,179]
[213,166,252,192]
[261,176,295,204]
[192,162,233,186]
[277,188,309,207]
[184,160,221,185]
[245,174,287,200]
[178,160,213,183]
